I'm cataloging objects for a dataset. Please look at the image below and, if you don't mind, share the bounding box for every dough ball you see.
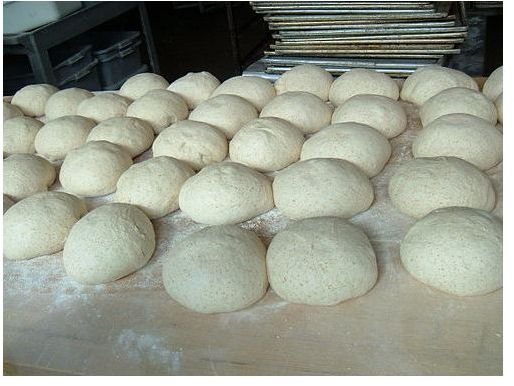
[389,157,495,218]
[152,120,227,170]
[119,72,169,100]
[267,217,377,305]
[3,195,15,213]
[412,113,502,170]
[11,84,58,117]
[34,115,96,161]
[126,89,189,134]
[495,93,503,124]
[179,162,274,225]
[189,94,258,139]
[60,141,132,197]
[44,88,94,120]
[86,117,154,158]
[115,156,194,219]
[229,117,304,172]
[63,203,155,284]
[274,64,334,101]
[273,158,373,220]
[3,117,44,156]
[211,75,275,111]
[400,65,478,105]
[400,207,502,296]
[167,71,220,110]
[162,225,268,313]
[3,101,23,122]
[301,122,391,177]
[77,93,131,122]
[3,192,87,260]
[482,66,503,101]
[329,68,399,106]
[260,91,333,134]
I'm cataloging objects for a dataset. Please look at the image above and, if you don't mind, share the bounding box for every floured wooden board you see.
[3,100,502,375]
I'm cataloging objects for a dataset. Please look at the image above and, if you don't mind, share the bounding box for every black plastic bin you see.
[58,59,102,90]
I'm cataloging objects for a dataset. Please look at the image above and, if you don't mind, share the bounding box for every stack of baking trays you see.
[244,1,468,79]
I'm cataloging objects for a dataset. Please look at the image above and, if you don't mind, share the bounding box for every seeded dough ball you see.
[3,117,44,156]
[63,203,155,284]
[211,76,276,111]
[179,162,274,225]
[167,71,220,110]
[274,64,334,101]
[229,117,304,172]
[482,66,503,101]
[273,158,373,220]
[115,156,194,219]
[77,93,131,122]
[412,114,502,170]
[400,65,479,106]
[495,93,503,124]
[3,195,15,213]
[3,192,87,260]
[11,84,58,117]
[301,123,391,177]
[44,88,94,120]
[189,94,258,139]
[152,120,227,170]
[400,207,502,296]
[331,94,407,139]
[3,154,56,200]
[260,92,333,134]
[60,141,132,197]
[389,157,495,218]
[3,101,23,122]
[267,217,377,305]
[126,89,189,134]
[119,72,169,100]
[86,117,154,158]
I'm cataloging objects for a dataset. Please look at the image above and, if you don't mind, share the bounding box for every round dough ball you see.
[389,157,495,218]
[211,76,275,111]
[400,65,479,106]
[63,203,155,284]
[3,195,15,213]
[267,217,377,305]
[11,84,58,117]
[119,72,169,100]
[260,91,333,134]
[86,117,154,158]
[126,89,189,134]
[400,207,502,296]
[229,117,304,172]
[34,115,96,161]
[3,117,44,156]
[412,113,502,170]
[274,64,334,101]
[482,66,503,101]
[60,141,132,197]
[495,93,503,124]
[301,122,391,177]
[179,162,274,225]
[167,71,220,110]
[44,88,94,120]
[273,158,374,220]
[329,68,399,106]
[162,225,268,313]
[115,156,194,219]
[3,101,23,122]
[189,94,258,139]
[3,192,87,260]
[76,93,131,122]
[152,120,227,170]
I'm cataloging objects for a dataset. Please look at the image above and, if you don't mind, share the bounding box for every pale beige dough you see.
[44,88,94,120]
[167,71,220,109]
[3,195,15,213]
[119,72,169,100]
[76,93,131,122]
[11,84,58,117]
[3,117,44,156]
[211,75,276,111]
[482,66,503,101]
[274,64,334,101]
[495,93,503,124]
[3,101,23,122]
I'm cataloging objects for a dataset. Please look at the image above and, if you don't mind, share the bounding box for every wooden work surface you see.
[3,100,503,376]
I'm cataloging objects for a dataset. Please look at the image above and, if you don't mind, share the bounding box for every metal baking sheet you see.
[269,20,457,30]
[264,65,418,77]
[277,26,468,37]
[276,31,467,41]
[260,56,441,68]
[265,50,446,59]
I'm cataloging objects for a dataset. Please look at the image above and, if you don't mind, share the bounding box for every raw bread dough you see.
[273,158,374,220]
[115,156,194,219]
[274,64,334,101]
[11,84,58,117]
[86,117,154,157]
[60,141,132,197]
[179,162,274,225]
[267,217,377,305]
[495,93,503,124]
[400,207,502,296]
[44,88,94,119]
[3,101,23,122]
[3,117,44,156]
[482,66,503,101]
[63,203,155,284]
[167,71,220,109]
[229,117,305,172]
[412,113,502,170]
[162,225,268,313]
[389,157,495,218]
[3,191,87,260]
[119,72,169,100]
[260,91,333,134]
[211,75,276,111]
[301,122,391,177]
[76,93,131,122]
[3,195,15,213]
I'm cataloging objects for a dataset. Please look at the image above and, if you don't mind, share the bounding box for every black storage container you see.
[58,59,101,90]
